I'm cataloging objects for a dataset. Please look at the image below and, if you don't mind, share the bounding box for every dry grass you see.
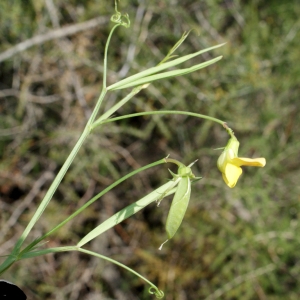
[1,0,300,299]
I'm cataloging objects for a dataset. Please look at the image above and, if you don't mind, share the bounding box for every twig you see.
[0,16,109,63]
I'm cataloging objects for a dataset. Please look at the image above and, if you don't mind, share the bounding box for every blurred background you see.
[0,0,300,299]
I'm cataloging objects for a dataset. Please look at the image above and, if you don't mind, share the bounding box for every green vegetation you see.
[1,1,299,299]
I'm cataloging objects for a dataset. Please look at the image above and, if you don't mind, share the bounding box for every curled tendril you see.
[111,0,130,28]
[149,287,164,299]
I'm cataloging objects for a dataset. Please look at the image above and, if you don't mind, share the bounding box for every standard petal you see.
[231,157,266,167]
[223,163,242,188]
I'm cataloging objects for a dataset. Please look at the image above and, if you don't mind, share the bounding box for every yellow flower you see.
[217,136,266,188]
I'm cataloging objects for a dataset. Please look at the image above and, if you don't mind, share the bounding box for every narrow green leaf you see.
[77,180,179,247]
[20,246,77,259]
[107,43,225,90]
[111,56,222,90]
[159,30,191,65]
[18,158,167,257]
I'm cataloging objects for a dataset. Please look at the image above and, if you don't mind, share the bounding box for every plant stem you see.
[0,75,108,275]
[103,24,120,90]
[14,127,90,253]
[91,110,226,130]
[164,157,184,165]
[20,246,164,299]
[95,86,143,123]
[77,248,164,298]
[0,19,121,268]
[19,158,167,255]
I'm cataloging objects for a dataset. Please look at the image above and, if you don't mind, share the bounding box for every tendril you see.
[111,0,130,28]
[149,287,165,299]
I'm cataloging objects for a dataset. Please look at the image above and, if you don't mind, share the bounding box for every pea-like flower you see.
[217,136,266,188]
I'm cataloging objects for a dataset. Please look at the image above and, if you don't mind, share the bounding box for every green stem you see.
[10,31,116,256]
[11,90,107,256]
[222,122,235,138]
[0,129,89,273]
[0,22,120,273]
[103,24,120,90]
[164,158,184,167]
[13,127,90,253]
[91,110,226,131]
[88,88,107,125]
[20,246,164,299]
[77,248,164,298]
[0,127,92,275]
[0,256,16,276]
[95,86,143,124]
[19,158,167,255]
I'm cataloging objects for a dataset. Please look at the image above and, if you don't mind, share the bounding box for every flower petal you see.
[231,157,266,167]
[223,163,242,188]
